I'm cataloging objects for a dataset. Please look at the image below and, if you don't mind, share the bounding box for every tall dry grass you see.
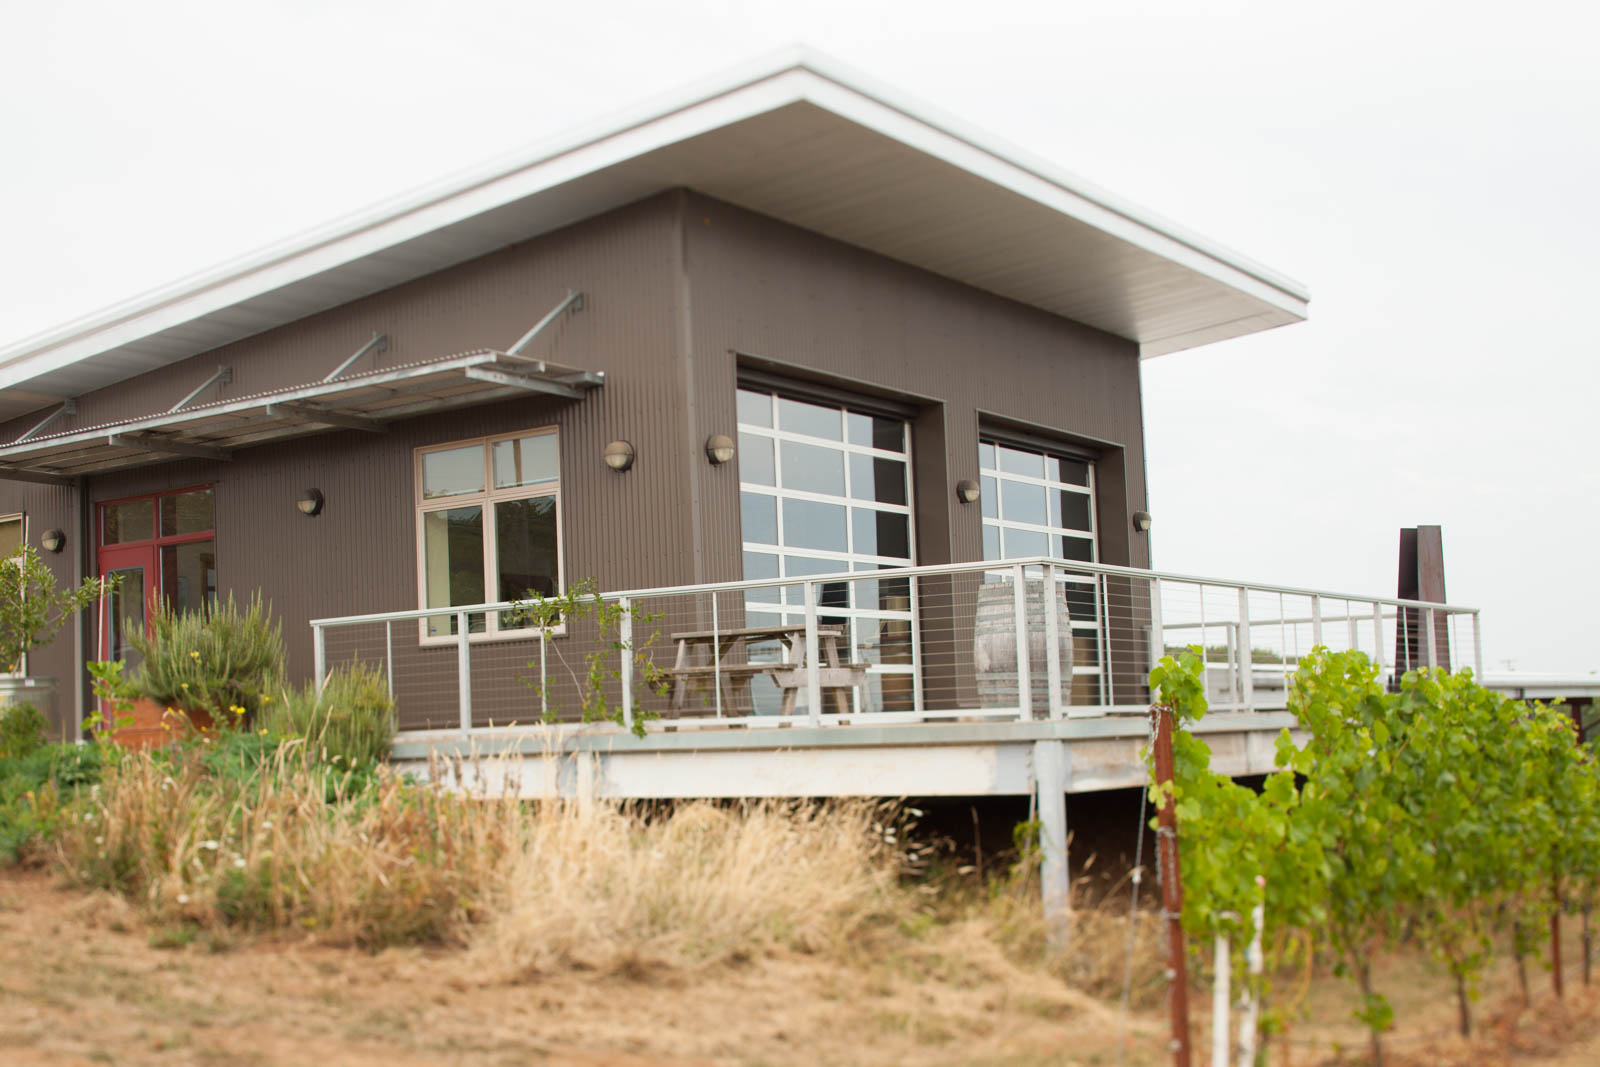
[50,741,1164,1005]
[478,796,902,977]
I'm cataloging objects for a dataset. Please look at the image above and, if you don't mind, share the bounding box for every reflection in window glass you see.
[742,551,779,581]
[161,540,217,613]
[159,490,214,538]
[736,389,772,428]
[0,518,20,558]
[1000,480,1048,527]
[423,506,486,636]
[781,440,846,496]
[495,497,558,600]
[1004,527,1049,558]
[777,396,842,440]
[782,498,847,553]
[492,434,558,489]
[849,454,907,506]
[422,445,485,499]
[738,433,774,485]
[102,500,154,545]
[846,411,904,452]
[998,445,1044,478]
[1057,491,1092,532]
[740,492,778,546]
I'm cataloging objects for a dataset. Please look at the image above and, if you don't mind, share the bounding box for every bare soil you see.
[3,866,1598,1066]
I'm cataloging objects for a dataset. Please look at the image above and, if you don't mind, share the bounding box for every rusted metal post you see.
[1552,894,1563,998]
[1151,701,1193,1067]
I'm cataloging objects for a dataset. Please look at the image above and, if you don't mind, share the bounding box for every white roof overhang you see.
[0,351,602,482]
[0,48,1308,423]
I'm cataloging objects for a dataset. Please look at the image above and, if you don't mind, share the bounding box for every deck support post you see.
[312,624,326,696]
[1034,738,1070,947]
[456,610,472,733]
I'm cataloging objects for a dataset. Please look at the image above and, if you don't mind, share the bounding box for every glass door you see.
[97,543,156,674]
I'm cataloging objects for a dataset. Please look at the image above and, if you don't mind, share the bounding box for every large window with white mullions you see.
[415,429,561,641]
[979,438,1106,706]
[737,387,917,713]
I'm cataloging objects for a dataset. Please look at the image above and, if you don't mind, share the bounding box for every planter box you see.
[110,697,216,750]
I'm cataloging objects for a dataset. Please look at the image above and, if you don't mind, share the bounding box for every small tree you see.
[0,546,109,674]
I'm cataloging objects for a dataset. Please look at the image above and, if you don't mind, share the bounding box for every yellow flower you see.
[189,651,200,660]
[262,695,271,704]
[180,682,189,690]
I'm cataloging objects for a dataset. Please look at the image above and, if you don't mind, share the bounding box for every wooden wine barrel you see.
[974,578,1073,717]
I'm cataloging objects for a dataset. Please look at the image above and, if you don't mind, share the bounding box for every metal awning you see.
[0,349,603,482]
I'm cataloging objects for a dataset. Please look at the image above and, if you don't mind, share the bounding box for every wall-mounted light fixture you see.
[1132,510,1153,533]
[603,440,636,472]
[955,479,981,505]
[704,433,736,465]
[297,488,325,517]
[39,529,65,554]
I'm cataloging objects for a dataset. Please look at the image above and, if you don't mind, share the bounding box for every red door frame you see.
[95,486,216,657]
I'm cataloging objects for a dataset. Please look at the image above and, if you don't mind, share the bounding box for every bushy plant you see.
[129,593,284,723]
[0,545,110,673]
[0,741,107,864]
[0,701,48,758]
[262,662,395,771]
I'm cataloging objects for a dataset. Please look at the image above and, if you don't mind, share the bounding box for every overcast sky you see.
[2,1,1595,672]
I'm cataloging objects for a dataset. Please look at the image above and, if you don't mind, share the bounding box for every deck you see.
[312,555,1482,799]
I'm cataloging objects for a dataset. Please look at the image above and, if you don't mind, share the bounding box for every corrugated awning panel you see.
[0,350,603,480]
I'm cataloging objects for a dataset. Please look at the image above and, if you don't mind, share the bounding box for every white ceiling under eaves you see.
[0,48,1309,423]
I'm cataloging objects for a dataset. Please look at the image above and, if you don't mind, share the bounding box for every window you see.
[415,428,561,640]
[738,388,917,712]
[1,514,21,677]
[979,438,1106,704]
[0,514,21,560]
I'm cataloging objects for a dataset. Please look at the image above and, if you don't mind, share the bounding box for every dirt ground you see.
[3,866,1599,1066]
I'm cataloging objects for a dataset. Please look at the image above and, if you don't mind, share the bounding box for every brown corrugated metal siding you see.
[1,187,1154,731]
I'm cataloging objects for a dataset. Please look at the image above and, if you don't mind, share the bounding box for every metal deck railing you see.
[309,556,1482,734]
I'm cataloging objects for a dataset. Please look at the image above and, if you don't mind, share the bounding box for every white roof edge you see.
[0,45,1308,394]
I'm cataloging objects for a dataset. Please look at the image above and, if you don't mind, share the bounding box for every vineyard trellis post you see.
[1151,700,1193,1067]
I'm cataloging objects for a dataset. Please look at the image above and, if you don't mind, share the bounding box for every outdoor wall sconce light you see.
[603,440,636,472]
[1132,510,1153,533]
[39,529,65,553]
[955,479,981,505]
[704,433,736,465]
[297,489,325,517]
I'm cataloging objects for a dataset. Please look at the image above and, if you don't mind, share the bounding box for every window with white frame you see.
[737,387,918,713]
[415,429,561,640]
[978,438,1106,705]
[1,514,23,676]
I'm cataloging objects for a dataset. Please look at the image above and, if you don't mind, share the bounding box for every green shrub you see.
[129,594,285,723]
[262,662,396,771]
[0,740,108,864]
[0,701,48,758]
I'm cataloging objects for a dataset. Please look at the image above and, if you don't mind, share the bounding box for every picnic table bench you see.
[664,623,870,716]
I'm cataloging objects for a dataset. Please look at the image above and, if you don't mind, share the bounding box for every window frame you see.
[1,512,24,678]
[414,427,563,645]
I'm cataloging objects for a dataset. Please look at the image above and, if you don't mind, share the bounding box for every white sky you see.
[2,1,1595,672]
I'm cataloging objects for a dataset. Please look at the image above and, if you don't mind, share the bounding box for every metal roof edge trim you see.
[0,45,1308,395]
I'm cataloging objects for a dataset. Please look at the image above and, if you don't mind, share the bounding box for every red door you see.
[97,541,157,670]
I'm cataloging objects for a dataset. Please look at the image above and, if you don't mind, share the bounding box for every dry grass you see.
[478,796,903,977]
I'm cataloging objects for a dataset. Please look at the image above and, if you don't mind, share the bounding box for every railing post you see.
[1372,602,1386,671]
[1043,565,1063,720]
[313,624,327,696]
[619,596,634,731]
[1148,575,1165,674]
[1424,607,1438,671]
[712,592,723,719]
[456,610,472,733]
[1472,611,1484,678]
[1237,588,1254,712]
[539,627,548,720]
[1013,563,1032,720]
[1310,594,1323,649]
[804,582,822,726]
[383,620,394,702]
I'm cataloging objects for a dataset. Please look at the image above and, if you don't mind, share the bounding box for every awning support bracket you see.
[462,367,584,399]
[16,399,77,442]
[108,433,231,462]
[506,290,583,358]
[169,367,233,413]
[265,402,386,434]
[324,333,389,383]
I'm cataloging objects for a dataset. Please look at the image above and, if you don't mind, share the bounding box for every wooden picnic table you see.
[666,623,869,716]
